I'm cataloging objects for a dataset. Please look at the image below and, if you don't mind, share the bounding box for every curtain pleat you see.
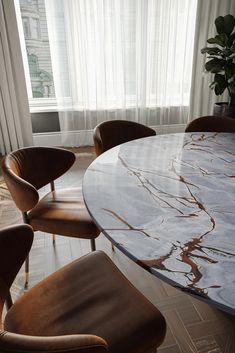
[0,0,33,155]
[45,0,197,147]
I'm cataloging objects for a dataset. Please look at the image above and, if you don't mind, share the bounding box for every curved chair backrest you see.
[93,120,156,156]
[0,225,107,352]
[185,115,235,133]
[1,147,75,212]
[0,225,33,324]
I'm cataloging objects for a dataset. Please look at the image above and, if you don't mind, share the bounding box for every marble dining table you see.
[83,132,235,315]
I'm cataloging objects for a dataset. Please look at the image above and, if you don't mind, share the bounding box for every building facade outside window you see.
[22,17,30,38]
[19,0,55,99]
[18,0,196,119]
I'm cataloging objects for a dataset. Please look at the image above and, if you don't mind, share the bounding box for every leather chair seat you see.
[28,187,99,239]
[1,148,100,289]
[5,251,166,353]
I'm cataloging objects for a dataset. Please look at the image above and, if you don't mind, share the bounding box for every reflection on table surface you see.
[83,132,235,315]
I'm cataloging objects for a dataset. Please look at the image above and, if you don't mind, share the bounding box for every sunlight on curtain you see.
[0,0,33,154]
[45,0,197,146]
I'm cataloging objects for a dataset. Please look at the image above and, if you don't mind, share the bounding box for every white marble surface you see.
[83,133,235,314]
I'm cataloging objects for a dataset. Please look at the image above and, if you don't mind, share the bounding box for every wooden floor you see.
[0,148,235,353]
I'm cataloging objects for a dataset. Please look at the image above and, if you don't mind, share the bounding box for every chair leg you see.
[52,234,56,245]
[90,238,96,251]
[25,255,29,289]
[22,212,30,288]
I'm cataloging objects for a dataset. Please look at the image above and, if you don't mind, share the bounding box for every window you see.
[17,0,197,113]
[18,0,55,103]
[22,17,30,38]
[31,18,40,39]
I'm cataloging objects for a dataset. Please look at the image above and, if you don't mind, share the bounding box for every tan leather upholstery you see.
[185,115,235,133]
[94,120,156,156]
[28,188,98,238]
[1,147,75,211]
[0,225,33,321]
[1,147,99,240]
[1,225,166,353]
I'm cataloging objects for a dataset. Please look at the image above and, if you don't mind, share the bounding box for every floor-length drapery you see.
[45,0,197,146]
[0,0,33,155]
[189,0,235,121]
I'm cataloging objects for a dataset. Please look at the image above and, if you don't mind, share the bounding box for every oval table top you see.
[83,132,235,315]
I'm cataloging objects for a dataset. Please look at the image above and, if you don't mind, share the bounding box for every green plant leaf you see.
[214,84,226,95]
[223,49,232,57]
[213,73,228,96]
[225,63,235,79]
[229,82,235,93]
[210,74,228,95]
[205,58,225,73]
[215,16,225,34]
[214,73,227,85]
[201,15,235,98]
[224,15,235,35]
[207,56,222,59]
[201,47,221,55]
[227,32,235,48]
[215,15,235,35]
[207,34,228,47]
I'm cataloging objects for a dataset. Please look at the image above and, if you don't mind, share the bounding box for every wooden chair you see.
[93,120,156,156]
[1,147,100,286]
[185,115,235,132]
[0,224,166,353]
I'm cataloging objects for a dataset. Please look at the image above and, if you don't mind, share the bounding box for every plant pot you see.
[213,102,235,119]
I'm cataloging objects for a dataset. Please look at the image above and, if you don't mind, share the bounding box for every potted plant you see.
[201,14,235,118]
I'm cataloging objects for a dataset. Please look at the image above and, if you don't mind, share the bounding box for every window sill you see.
[30,101,190,113]
[29,98,58,113]
[29,96,189,113]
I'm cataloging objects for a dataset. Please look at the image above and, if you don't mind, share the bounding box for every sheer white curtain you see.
[0,0,33,155]
[45,0,197,146]
[189,0,235,121]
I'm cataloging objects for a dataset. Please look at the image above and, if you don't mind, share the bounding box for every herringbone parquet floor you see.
[0,149,235,353]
